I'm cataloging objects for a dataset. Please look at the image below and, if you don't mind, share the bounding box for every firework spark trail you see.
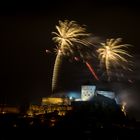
[52,20,95,92]
[97,38,132,80]
[121,102,127,116]
[52,51,63,92]
[85,62,99,81]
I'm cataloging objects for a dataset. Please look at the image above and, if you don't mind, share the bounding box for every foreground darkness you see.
[1,95,140,139]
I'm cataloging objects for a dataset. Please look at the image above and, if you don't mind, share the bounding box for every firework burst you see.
[52,20,98,92]
[97,38,132,80]
[52,20,92,55]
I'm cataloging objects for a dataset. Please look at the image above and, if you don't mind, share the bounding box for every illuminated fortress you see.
[28,85,120,116]
[42,85,117,105]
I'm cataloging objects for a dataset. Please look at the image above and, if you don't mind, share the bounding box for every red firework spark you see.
[85,62,99,81]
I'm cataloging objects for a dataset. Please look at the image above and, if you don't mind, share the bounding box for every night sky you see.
[1,0,140,119]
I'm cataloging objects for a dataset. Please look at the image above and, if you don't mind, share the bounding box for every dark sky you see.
[1,0,140,119]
